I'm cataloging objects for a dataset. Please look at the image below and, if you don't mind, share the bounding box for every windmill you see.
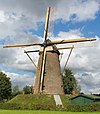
[3,7,96,94]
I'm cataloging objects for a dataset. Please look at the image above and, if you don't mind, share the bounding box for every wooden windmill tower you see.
[3,7,96,94]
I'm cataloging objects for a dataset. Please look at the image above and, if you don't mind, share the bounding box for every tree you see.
[12,85,20,96]
[0,72,12,100]
[62,68,80,94]
[23,85,33,94]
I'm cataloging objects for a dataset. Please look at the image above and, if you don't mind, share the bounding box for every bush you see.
[63,103,100,112]
[0,103,56,110]
[0,102,100,111]
[0,103,21,110]
[83,103,100,112]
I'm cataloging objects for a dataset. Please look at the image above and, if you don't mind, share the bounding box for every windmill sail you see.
[3,42,42,48]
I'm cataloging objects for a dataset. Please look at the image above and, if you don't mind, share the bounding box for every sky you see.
[0,0,100,94]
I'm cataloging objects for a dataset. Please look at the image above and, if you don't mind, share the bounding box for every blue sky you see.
[0,0,100,94]
[25,10,100,38]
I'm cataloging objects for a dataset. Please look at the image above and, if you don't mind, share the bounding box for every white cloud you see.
[0,13,38,38]
[0,46,39,73]
[0,0,99,39]
[0,34,41,73]
[75,72,100,94]
[58,29,83,39]
[0,10,5,22]
[56,0,100,22]
[3,71,35,89]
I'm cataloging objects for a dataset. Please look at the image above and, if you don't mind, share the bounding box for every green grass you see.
[0,110,99,114]
[8,94,55,105]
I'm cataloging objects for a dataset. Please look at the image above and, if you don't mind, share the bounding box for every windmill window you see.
[43,85,45,90]
[44,72,46,76]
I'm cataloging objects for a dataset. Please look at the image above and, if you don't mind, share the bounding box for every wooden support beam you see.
[63,46,74,74]
[24,50,37,69]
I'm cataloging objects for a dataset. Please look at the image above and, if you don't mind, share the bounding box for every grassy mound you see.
[7,94,56,110]
[9,94,55,105]
[7,94,71,109]
[0,94,71,110]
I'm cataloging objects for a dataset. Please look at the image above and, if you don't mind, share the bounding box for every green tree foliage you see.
[23,85,33,94]
[0,72,12,100]
[63,68,80,94]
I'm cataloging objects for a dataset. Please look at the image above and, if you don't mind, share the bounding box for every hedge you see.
[64,103,100,112]
[0,103,100,111]
[0,103,56,110]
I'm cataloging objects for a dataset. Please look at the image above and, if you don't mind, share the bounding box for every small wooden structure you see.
[71,94,100,105]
